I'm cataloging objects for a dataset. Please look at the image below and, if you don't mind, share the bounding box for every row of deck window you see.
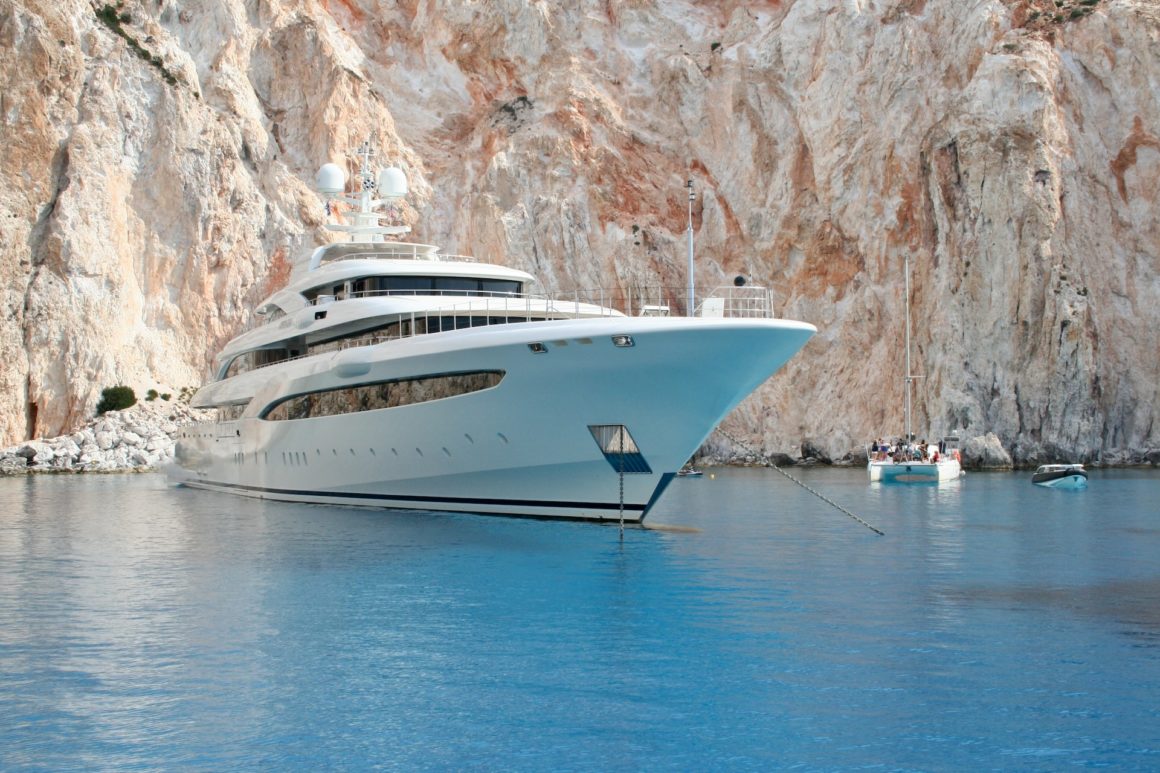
[218,315,533,378]
[305,276,523,303]
[220,315,536,380]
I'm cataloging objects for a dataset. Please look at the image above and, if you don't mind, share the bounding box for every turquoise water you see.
[1,468,1158,770]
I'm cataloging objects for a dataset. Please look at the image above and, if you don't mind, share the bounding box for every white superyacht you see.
[172,144,816,522]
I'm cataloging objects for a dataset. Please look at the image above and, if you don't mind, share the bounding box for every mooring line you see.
[714,428,885,536]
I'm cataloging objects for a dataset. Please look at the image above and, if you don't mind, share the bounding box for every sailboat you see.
[867,254,963,484]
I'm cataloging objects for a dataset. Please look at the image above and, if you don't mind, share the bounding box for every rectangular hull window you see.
[589,424,652,474]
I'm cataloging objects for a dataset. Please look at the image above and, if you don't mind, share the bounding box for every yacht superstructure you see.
[172,143,816,522]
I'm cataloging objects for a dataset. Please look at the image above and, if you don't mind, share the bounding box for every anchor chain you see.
[714,427,884,536]
[618,468,625,538]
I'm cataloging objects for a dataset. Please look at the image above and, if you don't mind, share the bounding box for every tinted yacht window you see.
[348,276,524,297]
[261,371,504,421]
[387,276,434,293]
[481,279,520,295]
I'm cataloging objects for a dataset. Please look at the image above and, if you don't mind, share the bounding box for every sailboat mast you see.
[686,179,695,317]
[904,252,913,444]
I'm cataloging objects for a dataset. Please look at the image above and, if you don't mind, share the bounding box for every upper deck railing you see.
[310,284,775,319]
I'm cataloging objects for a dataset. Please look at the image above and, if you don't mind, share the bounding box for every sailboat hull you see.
[869,458,962,483]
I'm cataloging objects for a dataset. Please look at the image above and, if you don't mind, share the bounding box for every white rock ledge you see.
[0,402,214,475]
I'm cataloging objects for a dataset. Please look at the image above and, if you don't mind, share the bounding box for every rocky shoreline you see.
[696,430,1159,471]
[3,407,1156,476]
[0,402,213,476]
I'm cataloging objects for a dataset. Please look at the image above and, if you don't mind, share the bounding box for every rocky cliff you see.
[2,0,1157,465]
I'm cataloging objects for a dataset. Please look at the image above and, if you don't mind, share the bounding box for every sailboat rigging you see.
[867,253,963,483]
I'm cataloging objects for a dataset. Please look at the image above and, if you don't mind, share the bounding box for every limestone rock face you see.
[963,432,1015,470]
[2,0,1158,466]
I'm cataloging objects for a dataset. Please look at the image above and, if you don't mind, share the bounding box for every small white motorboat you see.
[1031,464,1088,489]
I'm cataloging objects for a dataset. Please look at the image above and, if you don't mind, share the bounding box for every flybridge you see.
[293,241,442,275]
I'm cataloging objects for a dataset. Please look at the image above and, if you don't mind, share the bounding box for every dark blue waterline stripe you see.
[190,479,649,512]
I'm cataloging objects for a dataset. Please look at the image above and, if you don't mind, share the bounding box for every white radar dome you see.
[378,166,408,198]
[316,163,346,194]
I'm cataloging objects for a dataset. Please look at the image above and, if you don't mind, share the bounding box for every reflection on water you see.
[950,576,1160,645]
[1,468,1158,769]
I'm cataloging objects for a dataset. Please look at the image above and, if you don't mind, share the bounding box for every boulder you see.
[52,438,81,462]
[800,439,832,465]
[767,452,796,467]
[962,433,1013,470]
[16,441,54,463]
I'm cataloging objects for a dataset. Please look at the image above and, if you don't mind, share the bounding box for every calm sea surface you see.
[1,467,1158,771]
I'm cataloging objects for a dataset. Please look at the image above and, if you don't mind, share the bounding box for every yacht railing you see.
[307,248,495,267]
[313,284,775,349]
[694,285,774,318]
[437,253,485,263]
[340,289,522,302]
[313,285,774,318]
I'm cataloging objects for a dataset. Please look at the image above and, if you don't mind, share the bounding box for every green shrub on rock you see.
[96,386,137,415]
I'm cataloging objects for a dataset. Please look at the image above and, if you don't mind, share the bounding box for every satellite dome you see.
[378,166,408,199]
[316,163,346,194]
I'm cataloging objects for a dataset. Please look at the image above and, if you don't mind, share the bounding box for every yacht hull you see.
[173,316,814,522]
